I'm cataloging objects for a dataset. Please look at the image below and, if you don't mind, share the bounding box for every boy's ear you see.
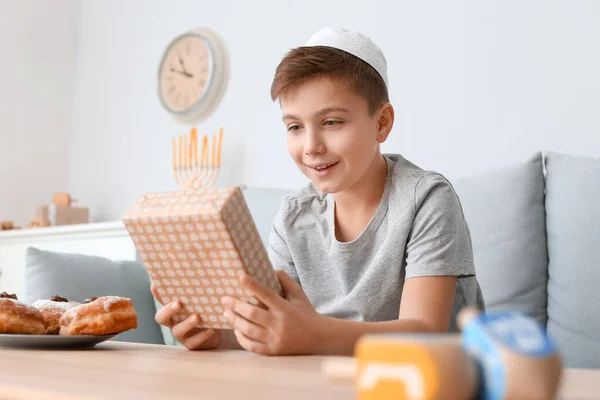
[376,103,394,143]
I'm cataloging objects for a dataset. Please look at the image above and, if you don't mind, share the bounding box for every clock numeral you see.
[174,93,181,105]
[183,94,189,106]
[166,75,174,82]
[198,78,206,87]
[201,66,208,73]
[168,84,176,95]
[199,53,207,62]
[186,41,191,55]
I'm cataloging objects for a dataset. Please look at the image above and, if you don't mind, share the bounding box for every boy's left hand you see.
[221,270,324,356]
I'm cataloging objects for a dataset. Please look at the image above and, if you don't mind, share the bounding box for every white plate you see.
[0,333,118,349]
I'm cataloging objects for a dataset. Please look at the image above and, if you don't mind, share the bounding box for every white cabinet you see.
[0,222,136,299]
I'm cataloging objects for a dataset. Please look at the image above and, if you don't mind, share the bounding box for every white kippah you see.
[304,27,388,87]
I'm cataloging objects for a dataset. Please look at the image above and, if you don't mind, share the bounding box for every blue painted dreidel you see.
[458,308,563,400]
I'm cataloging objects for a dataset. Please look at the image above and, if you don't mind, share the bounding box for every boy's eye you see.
[324,120,342,126]
[287,125,301,132]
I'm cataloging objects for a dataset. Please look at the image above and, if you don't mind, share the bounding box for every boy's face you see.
[280,77,386,194]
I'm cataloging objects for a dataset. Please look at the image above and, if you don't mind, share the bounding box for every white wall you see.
[68,0,600,222]
[0,0,78,227]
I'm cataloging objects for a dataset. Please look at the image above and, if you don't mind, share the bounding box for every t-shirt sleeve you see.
[267,201,300,284]
[404,173,476,280]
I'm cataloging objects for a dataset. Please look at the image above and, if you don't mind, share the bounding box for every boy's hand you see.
[150,283,222,350]
[221,270,324,356]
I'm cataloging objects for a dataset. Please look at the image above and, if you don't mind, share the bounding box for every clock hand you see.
[178,55,194,77]
[170,67,194,78]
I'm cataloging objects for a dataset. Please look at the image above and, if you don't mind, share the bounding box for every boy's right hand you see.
[150,283,222,350]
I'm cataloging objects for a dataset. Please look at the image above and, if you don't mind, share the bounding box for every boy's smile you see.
[304,160,339,177]
[280,77,389,194]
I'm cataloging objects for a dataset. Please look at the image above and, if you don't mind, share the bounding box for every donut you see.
[59,296,138,336]
[0,292,45,335]
[32,295,80,335]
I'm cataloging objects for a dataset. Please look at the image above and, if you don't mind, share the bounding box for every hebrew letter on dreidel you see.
[358,362,425,397]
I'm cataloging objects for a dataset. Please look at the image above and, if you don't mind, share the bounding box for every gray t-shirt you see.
[268,153,485,332]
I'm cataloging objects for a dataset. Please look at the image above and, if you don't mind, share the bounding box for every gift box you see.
[121,186,282,329]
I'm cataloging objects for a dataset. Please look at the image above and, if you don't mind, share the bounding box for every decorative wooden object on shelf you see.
[27,193,89,229]
[52,193,78,207]
[0,221,19,231]
[27,217,50,229]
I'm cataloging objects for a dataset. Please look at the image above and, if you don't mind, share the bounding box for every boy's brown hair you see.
[270,46,389,116]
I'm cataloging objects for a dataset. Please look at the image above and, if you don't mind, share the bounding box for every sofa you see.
[22,151,600,368]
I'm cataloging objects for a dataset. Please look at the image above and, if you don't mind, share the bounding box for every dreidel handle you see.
[52,192,78,206]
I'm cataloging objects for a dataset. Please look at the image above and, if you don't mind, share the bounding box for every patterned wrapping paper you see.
[121,186,283,329]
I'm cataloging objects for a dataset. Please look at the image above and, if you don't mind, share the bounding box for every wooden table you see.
[0,341,597,400]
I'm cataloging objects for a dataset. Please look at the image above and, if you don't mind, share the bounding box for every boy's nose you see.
[304,130,326,156]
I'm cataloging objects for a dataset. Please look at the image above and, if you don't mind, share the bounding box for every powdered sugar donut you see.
[59,296,138,336]
[0,292,45,335]
[32,295,80,335]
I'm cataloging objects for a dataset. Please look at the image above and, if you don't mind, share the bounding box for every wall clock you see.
[158,27,229,124]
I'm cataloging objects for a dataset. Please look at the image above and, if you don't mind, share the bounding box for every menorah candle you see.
[189,127,197,165]
[202,135,208,167]
[217,128,223,166]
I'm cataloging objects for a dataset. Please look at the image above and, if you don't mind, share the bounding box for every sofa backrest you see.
[544,152,600,368]
[453,153,549,328]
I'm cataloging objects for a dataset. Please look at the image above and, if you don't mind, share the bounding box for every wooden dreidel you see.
[52,192,77,207]
[323,334,479,400]
[458,308,563,400]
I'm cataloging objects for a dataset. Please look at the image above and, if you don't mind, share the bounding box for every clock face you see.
[159,33,212,114]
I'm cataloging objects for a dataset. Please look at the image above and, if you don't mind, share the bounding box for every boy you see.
[152,27,485,356]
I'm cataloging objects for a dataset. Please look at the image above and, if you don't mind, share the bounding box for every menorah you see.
[172,127,223,190]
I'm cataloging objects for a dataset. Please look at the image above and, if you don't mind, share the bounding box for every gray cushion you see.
[23,247,164,345]
[242,186,294,245]
[545,152,600,368]
[452,152,549,327]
